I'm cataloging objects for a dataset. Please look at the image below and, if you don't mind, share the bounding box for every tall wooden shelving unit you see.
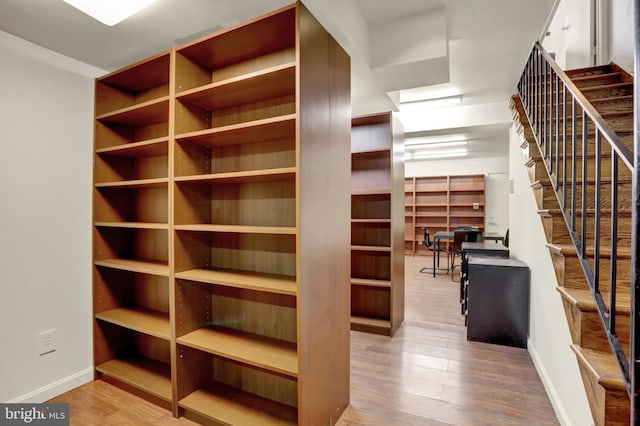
[350,112,405,336]
[92,4,351,425]
[404,174,485,255]
[92,51,173,410]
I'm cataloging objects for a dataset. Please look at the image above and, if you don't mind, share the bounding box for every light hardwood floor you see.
[49,255,559,425]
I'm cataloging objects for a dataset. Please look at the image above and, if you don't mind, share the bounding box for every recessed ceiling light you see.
[411,149,468,160]
[405,140,468,150]
[62,0,159,26]
[399,95,463,111]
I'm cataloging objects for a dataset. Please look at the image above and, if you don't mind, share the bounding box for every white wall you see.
[542,0,594,69]
[406,155,509,234]
[609,0,634,73]
[0,32,102,402]
[543,0,634,73]
[508,125,593,425]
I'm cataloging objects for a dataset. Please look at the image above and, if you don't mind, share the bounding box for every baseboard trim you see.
[8,368,93,403]
[528,340,576,426]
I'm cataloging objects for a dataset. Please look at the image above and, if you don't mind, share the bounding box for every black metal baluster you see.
[581,109,588,258]
[563,84,568,210]
[571,97,577,234]
[610,151,618,337]
[594,129,601,294]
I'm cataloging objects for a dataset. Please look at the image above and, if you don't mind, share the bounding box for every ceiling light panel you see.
[62,0,159,26]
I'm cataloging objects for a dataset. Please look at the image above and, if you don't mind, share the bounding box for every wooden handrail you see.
[531,42,633,170]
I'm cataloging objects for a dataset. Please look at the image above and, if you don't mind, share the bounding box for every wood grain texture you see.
[52,256,558,425]
[296,3,351,424]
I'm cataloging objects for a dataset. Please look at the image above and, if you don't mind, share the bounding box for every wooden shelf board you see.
[175,269,296,296]
[449,214,484,218]
[350,316,391,329]
[96,357,171,403]
[95,258,169,276]
[352,147,391,156]
[351,278,391,288]
[94,222,169,230]
[179,382,297,426]
[97,97,169,126]
[351,219,391,224]
[351,245,391,253]
[415,189,448,193]
[175,114,296,147]
[351,189,391,196]
[177,327,298,378]
[95,177,168,189]
[175,224,296,235]
[449,203,485,207]
[176,63,296,110]
[175,167,296,184]
[95,307,170,340]
[415,203,447,207]
[96,138,169,157]
[449,188,484,193]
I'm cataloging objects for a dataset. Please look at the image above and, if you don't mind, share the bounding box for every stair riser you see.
[536,182,633,211]
[542,213,632,247]
[573,74,623,88]
[580,310,630,358]
[561,300,630,358]
[581,84,634,100]
[523,74,622,92]
[545,97,633,115]
[542,155,633,181]
[565,66,611,78]
[575,359,630,426]
[551,251,631,292]
[532,115,633,138]
[525,84,634,102]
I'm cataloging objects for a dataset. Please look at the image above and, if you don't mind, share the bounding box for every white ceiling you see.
[0,0,556,159]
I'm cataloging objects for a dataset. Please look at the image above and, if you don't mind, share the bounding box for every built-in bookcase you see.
[93,3,351,425]
[404,174,486,255]
[93,49,173,411]
[350,112,405,336]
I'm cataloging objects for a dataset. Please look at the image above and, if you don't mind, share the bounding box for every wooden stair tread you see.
[538,208,632,216]
[571,344,626,391]
[556,287,631,314]
[571,72,622,82]
[565,65,612,77]
[580,81,633,91]
[531,177,633,187]
[546,242,631,259]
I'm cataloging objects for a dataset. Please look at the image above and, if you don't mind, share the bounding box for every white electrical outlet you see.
[38,329,56,355]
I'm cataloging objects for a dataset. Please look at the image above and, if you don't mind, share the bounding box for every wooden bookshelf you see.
[96,357,172,403]
[93,3,351,424]
[350,112,405,337]
[93,48,172,413]
[404,174,486,255]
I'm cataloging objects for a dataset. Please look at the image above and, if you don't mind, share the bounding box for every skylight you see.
[62,0,159,26]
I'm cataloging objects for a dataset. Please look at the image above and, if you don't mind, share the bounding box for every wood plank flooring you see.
[48,255,559,425]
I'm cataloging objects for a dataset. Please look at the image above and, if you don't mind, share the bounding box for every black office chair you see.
[450,229,482,281]
[419,227,448,274]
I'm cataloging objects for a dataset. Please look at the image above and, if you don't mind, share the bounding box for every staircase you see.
[510,43,635,425]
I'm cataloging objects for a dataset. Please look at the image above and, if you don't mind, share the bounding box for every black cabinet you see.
[465,257,529,348]
[460,242,509,311]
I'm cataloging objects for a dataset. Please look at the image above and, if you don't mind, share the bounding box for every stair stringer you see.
[510,94,630,425]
